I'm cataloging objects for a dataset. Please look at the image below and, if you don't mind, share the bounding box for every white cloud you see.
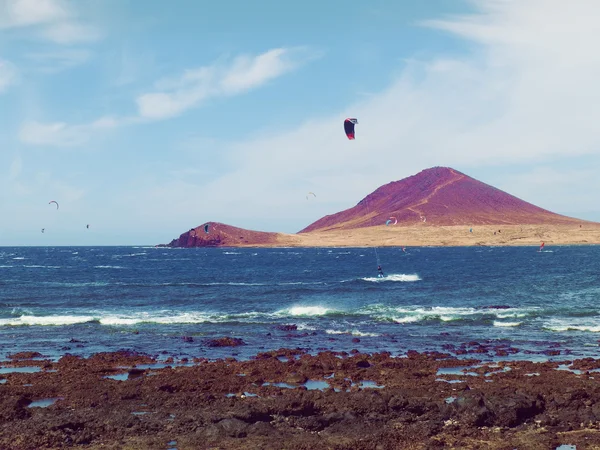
[0,0,100,44]
[0,58,17,92]
[19,121,85,146]
[497,167,600,217]
[18,116,118,146]
[90,116,118,129]
[136,47,318,120]
[8,155,22,180]
[18,47,318,147]
[25,49,90,73]
[0,0,68,28]
[42,21,101,44]
[130,0,600,230]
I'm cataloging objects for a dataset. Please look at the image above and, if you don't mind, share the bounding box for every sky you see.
[1,0,600,246]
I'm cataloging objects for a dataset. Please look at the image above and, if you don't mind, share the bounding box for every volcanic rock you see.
[163,222,284,248]
[205,337,246,347]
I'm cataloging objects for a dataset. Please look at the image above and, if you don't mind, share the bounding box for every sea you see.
[1,245,599,362]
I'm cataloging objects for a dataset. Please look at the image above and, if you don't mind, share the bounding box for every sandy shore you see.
[264,223,600,248]
[2,346,600,449]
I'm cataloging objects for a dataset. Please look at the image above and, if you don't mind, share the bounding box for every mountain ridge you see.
[162,166,597,248]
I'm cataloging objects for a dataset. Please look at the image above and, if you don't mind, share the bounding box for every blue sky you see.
[1,0,599,246]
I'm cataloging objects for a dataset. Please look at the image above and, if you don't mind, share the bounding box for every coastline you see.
[2,347,600,449]
[230,223,600,248]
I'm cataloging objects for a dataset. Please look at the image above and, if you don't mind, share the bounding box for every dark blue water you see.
[1,246,599,361]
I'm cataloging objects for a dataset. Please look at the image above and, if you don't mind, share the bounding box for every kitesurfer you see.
[377,265,384,278]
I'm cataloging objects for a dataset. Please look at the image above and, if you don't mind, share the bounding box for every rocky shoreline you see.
[2,347,600,449]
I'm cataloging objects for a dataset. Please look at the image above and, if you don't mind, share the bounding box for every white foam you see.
[392,316,422,324]
[0,315,94,326]
[99,312,211,325]
[440,315,457,322]
[325,329,380,337]
[23,265,61,269]
[544,318,600,333]
[285,306,331,316]
[495,309,536,319]
[493,321,522,327]
[373,305,539,323]
[98,316,140,325]
[361,274,421,282]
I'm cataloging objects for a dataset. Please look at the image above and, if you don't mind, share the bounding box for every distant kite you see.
[204,223,210,234]
[344,118,358,140]
[385,216,398,226]
[49,200,59,210]
[306,192,316,200]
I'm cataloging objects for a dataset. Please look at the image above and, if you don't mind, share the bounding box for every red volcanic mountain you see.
[164,222,282,248]
[299,166,585,233]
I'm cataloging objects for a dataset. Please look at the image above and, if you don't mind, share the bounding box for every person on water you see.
[377,265,384,277]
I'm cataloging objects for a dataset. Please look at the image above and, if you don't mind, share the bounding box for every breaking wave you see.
[360,274,421,282]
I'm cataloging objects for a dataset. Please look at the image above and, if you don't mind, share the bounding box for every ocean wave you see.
[361,274,421,282]
[357,305,542,324]
[0,315,95,326]
[99,312,212,325]
[392,316,421,324]
[277,306,333,317]
[38,281,110,287]
[0,303,570,329]
[10,307,33,316]
[110,253,146,259]
[0,308,335,327]
[493,321,522,327]
[543,318,600,333]
[202,281,327,287]
[325,329,380,337]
